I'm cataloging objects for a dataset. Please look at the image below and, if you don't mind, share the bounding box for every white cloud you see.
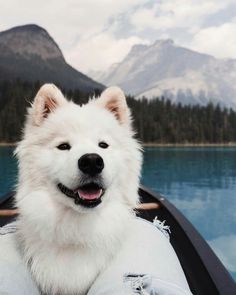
[131,0,235,32]
[208,234,236,272]
[1,0,236,73]
[66,33,149,73]
[0,0,148,72]
[0,0,146,47]
[189,22,236,59]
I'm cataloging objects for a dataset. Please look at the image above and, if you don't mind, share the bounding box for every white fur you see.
[15,84,142,294]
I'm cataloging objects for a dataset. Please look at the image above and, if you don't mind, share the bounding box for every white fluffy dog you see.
[15,84,142,294]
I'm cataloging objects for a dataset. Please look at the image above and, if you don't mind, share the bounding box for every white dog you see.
[15,84,142,294]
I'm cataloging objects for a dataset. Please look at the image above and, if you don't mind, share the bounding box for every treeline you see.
[0,80,98,142]
[128,97,236,143]
[1,79,236,143]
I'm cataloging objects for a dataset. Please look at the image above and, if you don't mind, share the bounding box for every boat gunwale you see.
[139,185,236,295]
[0,188,236,294]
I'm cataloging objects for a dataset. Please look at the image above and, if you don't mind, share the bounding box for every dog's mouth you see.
[58,182,105,208]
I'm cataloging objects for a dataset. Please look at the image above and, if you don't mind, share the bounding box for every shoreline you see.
[143,142,236,147]
[1,142,236,147]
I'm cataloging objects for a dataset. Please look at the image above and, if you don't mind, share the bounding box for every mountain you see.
[92,39,236,109]
[0,24,104,92]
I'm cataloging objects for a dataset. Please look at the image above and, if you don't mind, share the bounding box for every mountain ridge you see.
[0,24,104,92]
[91,39,236,109]
[0,24,64,61]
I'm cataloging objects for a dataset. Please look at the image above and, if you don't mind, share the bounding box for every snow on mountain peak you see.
[90,39,236,109]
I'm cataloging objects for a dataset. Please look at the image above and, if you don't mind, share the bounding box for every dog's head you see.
[16,84,142,212]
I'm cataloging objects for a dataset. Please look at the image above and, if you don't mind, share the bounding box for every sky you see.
[1,0,236,74]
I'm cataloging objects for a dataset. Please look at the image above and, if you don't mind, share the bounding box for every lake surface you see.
[0,146,236,280]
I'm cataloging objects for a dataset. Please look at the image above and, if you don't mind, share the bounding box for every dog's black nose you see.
[78,153,104,176]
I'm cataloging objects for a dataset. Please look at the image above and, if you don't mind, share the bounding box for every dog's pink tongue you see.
[77,189,102,200]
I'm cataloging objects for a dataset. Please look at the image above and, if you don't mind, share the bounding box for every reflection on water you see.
[142,147,236,280]
[209,234,236,274]
[0,146,236,280]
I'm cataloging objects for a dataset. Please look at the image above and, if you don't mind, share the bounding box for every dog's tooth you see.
[77,192,84,200]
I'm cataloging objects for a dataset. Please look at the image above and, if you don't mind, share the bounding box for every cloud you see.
[0,0,146,46]
[208,234,236,273]
[130,0,235,32]
[189,21,236,59]
[0,0,148,73]
[1,0,236,73]
[66,33,149,73]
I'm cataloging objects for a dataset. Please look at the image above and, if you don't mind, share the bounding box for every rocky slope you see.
[0,24,104,92]
[92,39,236,109]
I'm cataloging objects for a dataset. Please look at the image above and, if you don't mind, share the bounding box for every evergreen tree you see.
[1,79,236,144]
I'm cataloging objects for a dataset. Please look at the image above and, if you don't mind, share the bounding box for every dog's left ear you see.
[31,84,67,126]
[96,87,130,125]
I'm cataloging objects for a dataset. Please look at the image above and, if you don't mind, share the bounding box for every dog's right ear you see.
[31,84,67,126]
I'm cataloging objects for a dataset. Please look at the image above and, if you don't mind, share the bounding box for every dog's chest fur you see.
[27,240,113,294]
[17,202,132,295]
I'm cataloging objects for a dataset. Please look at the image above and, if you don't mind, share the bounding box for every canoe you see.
[0,186,235,295]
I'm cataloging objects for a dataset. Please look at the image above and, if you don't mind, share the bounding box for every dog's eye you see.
[99,142,109,149]
[57,143,71,150]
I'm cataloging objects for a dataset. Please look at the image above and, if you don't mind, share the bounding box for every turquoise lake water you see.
[0,146,236,280]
